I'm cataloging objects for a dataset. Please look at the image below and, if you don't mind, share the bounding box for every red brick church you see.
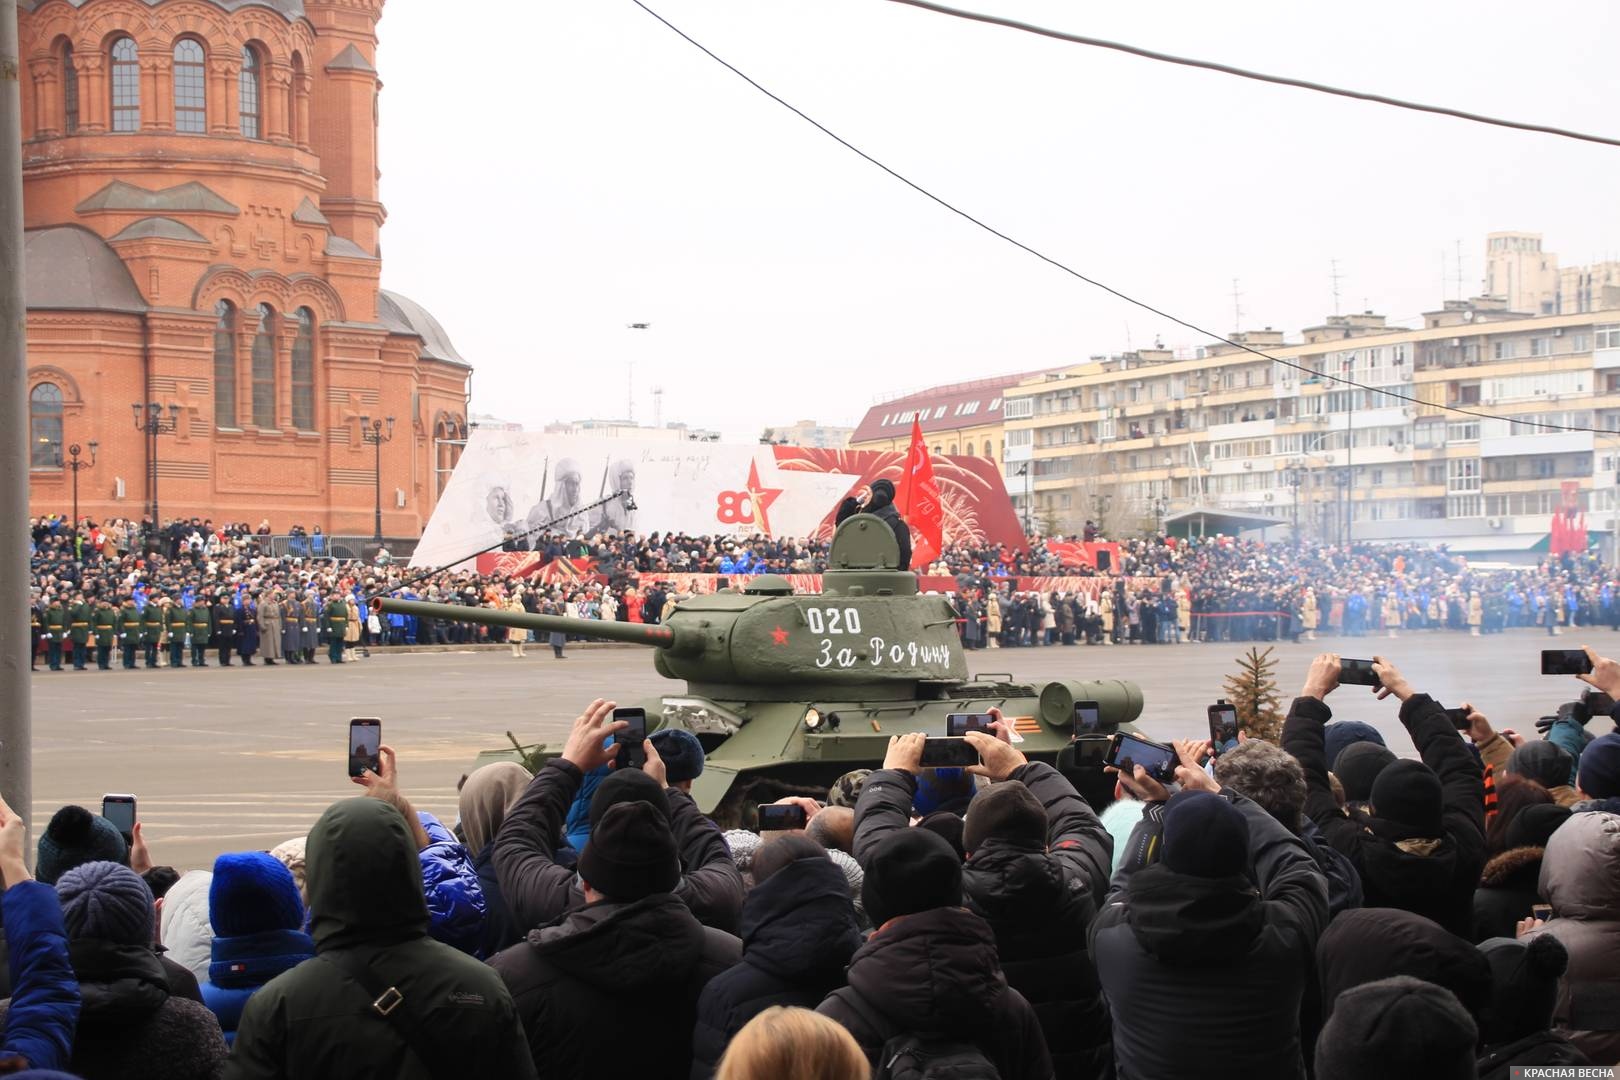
[18,0,469,540]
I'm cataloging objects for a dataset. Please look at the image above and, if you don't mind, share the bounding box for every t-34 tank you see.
[374,514,1143,817]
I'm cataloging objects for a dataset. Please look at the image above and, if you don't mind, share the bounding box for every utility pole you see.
[1,0,35,841]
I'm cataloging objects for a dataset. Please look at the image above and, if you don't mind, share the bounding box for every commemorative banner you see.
[412,432,1025,569]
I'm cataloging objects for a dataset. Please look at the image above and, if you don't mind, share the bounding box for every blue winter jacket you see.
[418,813,487,958]
[1,879,80,1071]
[562,765,610,852]
[200,927,315,1045]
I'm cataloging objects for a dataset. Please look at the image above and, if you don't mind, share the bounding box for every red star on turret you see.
[770,625,789,645]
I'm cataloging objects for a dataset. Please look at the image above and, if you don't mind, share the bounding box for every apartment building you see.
[849,372,1057,466]
[1001,293,1620,559]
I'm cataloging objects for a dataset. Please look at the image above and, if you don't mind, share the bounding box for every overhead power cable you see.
[629,0,1618,438]
[884,0,1620,150]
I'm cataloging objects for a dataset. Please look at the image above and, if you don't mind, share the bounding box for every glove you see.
[1535,715,1556,735]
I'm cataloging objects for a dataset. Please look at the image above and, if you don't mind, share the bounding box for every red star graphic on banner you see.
[745,461,784,536]
[770,625,790,645]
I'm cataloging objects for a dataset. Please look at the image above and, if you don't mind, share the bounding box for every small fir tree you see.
[1223,646,1285,745]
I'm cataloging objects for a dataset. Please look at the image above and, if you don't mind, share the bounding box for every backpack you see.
[876,1032,1001,1080]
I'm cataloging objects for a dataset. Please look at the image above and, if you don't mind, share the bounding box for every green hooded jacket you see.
[225,798,537,1080]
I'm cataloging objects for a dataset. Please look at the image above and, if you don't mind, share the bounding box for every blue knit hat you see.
[1577,733,1620,799]
[648,728,705,784]
[1324,721,1387,770]
[57,861,154,947]
[209,852,305,937]
[36,805,128,886]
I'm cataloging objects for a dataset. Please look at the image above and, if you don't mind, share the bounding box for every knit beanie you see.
[1370,759,1444,836]
[963,781,1046,855]
[577,801,679,902]
[648,728,705,784]
[862,827,962,927]
[1161,791,1248,878]
[1324,720,1387,770]
[1475,935,1568,1044]
[1315,976,1477,1080]
[269,836,308,905]
[1504,802,1570,851]
[36,805,128,886]
[1317,908,1493,1019]
[1577,733,1620,798]
[57,861,154,947]
[1333,742,1397,804]
[1505,740,1574,791]
[827,769,872,809]
[588,767,671,827]
[915,811,966,862]
[209,852,306,937]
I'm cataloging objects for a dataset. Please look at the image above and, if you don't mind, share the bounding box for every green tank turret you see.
[375,513,1143,816]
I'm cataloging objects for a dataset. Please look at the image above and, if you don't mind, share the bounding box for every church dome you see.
[24,226,147,313]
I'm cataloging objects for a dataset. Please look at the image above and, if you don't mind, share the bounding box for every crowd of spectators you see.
[4,641,1619,1077]
[28,512,1620,675]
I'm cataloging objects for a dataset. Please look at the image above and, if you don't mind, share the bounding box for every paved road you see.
[28,627,1605,869]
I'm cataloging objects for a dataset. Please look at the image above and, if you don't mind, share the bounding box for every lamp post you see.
[360,414,395,544]
[131,402,179,526]
[62,441,97,528]
[1015,463,1031,535]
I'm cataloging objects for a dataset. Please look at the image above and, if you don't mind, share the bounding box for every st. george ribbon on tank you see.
[373,514,1143,819]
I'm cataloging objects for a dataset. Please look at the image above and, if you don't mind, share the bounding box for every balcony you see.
[1479,430,1594,458]
[1207,417,1275,441]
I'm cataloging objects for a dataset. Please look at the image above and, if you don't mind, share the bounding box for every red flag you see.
[895,417,944,569]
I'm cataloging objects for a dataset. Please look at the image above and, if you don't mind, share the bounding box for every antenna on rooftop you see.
[1231,278,1244,331]
[1329,259,1344,316]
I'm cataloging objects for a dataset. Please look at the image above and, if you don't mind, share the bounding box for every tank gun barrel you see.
[371,597,703,654]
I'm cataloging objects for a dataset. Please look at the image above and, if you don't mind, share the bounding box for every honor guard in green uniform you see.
[213,593,238,666]
[43,595,66,671]
[165,598,190,669]
[189,596,213,667]
[141,598,164,668]
[300,593,320,664]
[117,596,142,669]
[29,598,42,672]
[322,593,350,664]
[68,592,92,671]
[92,598,117,671]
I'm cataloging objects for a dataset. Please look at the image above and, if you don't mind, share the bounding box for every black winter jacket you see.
[490,893,741,1080]
[817,905,1053,1079]
[1089,790,1329,1080]
[494,758,744,934]
[45,938,227,1080]
[690,854,861,1078]
[853,765,1115,1075]
[1472,845,1546,943]
[1283,693,1486,938]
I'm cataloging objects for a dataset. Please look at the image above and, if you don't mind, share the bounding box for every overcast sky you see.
[373,0,1620,441]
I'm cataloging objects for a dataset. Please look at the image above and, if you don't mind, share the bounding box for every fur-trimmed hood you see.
[1480,846,1544,890]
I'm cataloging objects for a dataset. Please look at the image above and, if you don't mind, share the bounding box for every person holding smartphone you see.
[850,715,1115,1076]
[1281,653,1486,939]
[492,699,744,936]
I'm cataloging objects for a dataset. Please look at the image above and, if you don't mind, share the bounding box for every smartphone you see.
[919,736,981,768]
[1073,700,1102,738]
[348,717,381,778]
[101,794,136,841]
[1532,903,1553,922]
[1106,732,1180,783]
[613,707,647,770]
[1340,659,1382,687]
[945,712,996,738]
[757,804,809,831]
[1071,734,1112,767]
[1581,688,1615,714]
[1443,707,1471,730]
[1542,649,1593,676]
[1207,701,1239,749]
